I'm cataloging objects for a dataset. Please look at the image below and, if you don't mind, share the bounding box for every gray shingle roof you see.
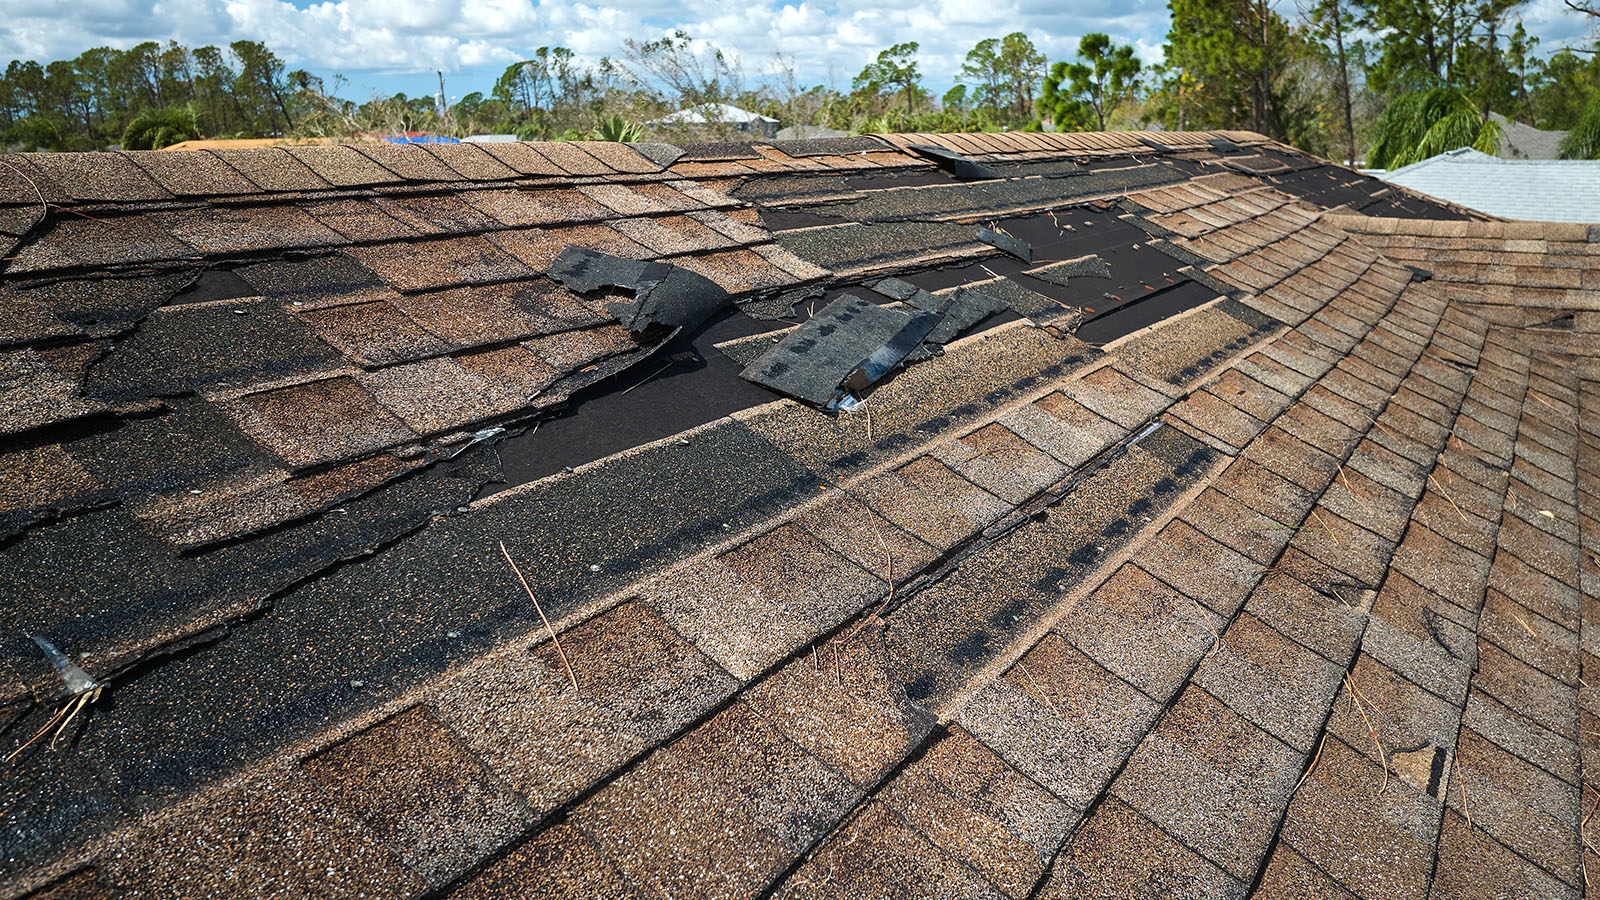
[1380,147,1600,223]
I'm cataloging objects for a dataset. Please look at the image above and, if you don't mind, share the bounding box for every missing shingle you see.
[546,247,729,335]
[1403,265,1433,283]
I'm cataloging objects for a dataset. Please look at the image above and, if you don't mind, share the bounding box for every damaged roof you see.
[1,129,1596,900]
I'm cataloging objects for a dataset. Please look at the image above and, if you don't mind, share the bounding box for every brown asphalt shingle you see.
[7,132,1600,900]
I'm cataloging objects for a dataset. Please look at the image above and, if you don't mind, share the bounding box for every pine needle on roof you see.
[499,541,578,692]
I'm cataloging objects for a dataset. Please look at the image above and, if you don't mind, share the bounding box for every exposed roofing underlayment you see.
[1,130,1598,900]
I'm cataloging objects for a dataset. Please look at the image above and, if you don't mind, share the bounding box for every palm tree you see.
[587,114,644,142]
[1367,87,1502,169]
[1558,100,1600,159]
[122,105,201,150]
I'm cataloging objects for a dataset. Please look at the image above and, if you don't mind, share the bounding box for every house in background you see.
[1376,147,1600,222]
[650,102,779,138]
[1489,111,1567,160]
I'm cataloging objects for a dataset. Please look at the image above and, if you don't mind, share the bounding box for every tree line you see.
[3,1,1600,163]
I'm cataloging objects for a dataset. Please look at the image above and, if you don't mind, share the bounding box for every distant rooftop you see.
[1489,111,1567,160]
[1378,147,1600,223]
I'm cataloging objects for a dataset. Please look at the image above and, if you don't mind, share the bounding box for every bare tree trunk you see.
[1332,0,1355,164]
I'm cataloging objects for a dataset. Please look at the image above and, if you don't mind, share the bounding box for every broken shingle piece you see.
[978,227,1033,263]
[740,294,940,408]
[921,286,1007,347]
[908,144,1001,181]
[546,247,730,334]
[1024,253,1113,288]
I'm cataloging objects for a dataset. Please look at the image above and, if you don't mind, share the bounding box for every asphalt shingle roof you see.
[1,131,1596,900]
[1379,147,1600,223]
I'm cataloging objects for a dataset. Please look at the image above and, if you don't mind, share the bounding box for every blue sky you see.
[4,0,1596,105]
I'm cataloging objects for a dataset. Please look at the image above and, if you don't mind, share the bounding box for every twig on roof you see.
[0,158,46,218]
[1508,609,1539,640]
[1344,673,1387,795]
[1336,465,1375,517]
[3,684,103,764]
[499,541,578,691]
[1456,749,1472,829]
[1308,509,1343,548]
[1427,473,1472,526]
[1296,733,1327,793]
[1190,597,1226,657]
[1016,662,1061,718]
[620,360,676,396]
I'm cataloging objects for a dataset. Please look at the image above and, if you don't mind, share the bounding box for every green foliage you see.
[1041,33,1142,131]
[587,113,643,142]
[855,42,922,114]
[1362,0,1525,96]
[5,116,66,151]
[958,33,1046,123]
[1558,98,1600,159]
[1164,0,1305,138]
[1531,46,1600,130]
[121,104,200,149]
[0,40,293,148]
[1367,86,1503,168]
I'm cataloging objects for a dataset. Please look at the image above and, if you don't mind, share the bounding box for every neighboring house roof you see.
[1490,111,1568,160]
[652,102,780,126]
[1,129,1596,900]
[1379,147,1600,223]
[776,124,851,140]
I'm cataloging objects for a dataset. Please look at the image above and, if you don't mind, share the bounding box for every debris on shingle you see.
[1025,253,1114,288]
[908,144,1002,180]
[740,294,940,408]
[978,226,1034,262]
[546,247,729,335]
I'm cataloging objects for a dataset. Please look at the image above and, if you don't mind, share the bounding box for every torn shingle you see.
[545,247,730,334]
[979,226,1034,263]
[908,144,1002,180]
[0,349,107,436]
[740,294,940,407]
[1025,253,1114,287]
